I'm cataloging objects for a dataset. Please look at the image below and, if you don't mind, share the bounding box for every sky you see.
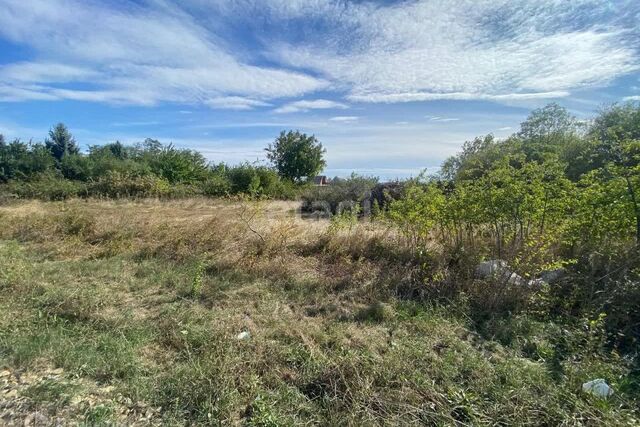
[0,0,639,179]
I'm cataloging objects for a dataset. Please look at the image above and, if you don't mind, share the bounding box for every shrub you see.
[87,171,170,198]
[226,163,297,198]
[301,174,378,215]
[198,173,232,197]
[5,172,86,201]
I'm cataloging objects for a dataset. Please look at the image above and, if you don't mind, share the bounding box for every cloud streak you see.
[0,0,326,106]
[274,99,349,114]
[0,0,637,109]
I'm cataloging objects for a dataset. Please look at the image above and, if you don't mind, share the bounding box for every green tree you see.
[440,134,505,181]
[45,123,79,161]
[589,103,640,242]
[265,130,326,183]
[0,139,56,182]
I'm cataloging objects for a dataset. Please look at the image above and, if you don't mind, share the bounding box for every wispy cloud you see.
[0,0,326,106]
[274,99,348,114]
[427,116,460,122]
[204,97,272,110]
[266,0,638,104]
[329,116,359,122]
[0,0,637,110]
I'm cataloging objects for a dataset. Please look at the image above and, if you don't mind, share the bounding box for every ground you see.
[0,199,637,426]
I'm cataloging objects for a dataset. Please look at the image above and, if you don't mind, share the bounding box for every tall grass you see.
[0,198,637,425]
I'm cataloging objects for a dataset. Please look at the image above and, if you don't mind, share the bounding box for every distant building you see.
[313,175,329,186]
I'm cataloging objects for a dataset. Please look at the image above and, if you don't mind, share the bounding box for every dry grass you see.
[0,198,637,425]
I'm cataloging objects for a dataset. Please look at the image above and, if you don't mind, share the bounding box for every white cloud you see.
[274,99,349,114]
[427,116,460,122]
[0,84,59,102]
[204,97,271,110]
[623,95,640,101]
[267,0,638,104]
[349,91,572,103]
[0,0,637,108]
[0,0,326,106]
[329,116,359,122]
[0,62,100,83]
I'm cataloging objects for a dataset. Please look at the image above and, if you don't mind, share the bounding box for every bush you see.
[301,174,378,215]
[226,163,297,198]
[198,173,232,197]
[5,172,86,201]
[87,171,170,198]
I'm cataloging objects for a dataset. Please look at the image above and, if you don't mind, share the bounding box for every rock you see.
[527,278,548,287]
[506,272,527,286]
[475,259,509,279]
[475,260,529,286]
[236,331,250,340]
[538,268,566,284]
[582,378,613,398]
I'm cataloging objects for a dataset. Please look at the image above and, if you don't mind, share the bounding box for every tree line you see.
[389,102,640,252]
[0,127,326,200]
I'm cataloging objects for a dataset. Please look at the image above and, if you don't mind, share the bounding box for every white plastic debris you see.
[582,379,613,398]
[475,260,509,278]
[475,260,530,286]
[236,331,251,340]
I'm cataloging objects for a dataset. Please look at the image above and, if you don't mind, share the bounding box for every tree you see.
[516,103,585,165]
[45,123,79,161]
[518,103,580,141]
[589,103,640,243]
[265,130,326,183]
[0,139,56,182]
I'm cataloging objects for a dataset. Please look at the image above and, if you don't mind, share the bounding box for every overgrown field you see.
[0,199,638,425]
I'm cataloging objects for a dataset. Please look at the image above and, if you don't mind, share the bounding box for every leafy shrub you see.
[5,172,86,201]
[226,163,297,198]
[198,173,232,197]
[87,171,170,198]
[301,173,378,215]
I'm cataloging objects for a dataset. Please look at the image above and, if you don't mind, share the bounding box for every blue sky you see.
[0,0,639,179]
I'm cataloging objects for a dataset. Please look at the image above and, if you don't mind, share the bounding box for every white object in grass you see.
[236,331,251,340]
[582,379,613,398]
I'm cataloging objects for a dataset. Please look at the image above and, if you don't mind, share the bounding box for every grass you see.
[0,198,638,425]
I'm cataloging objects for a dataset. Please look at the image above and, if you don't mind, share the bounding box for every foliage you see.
[0,139,56,183]
[0,126,309,200]
[45,123,79,161]
[301,173,378,215]
[5,172,87,201]
[265,130,326,183]
[87,171,171,198]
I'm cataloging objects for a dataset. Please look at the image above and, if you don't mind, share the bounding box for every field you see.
[0,199,638,426]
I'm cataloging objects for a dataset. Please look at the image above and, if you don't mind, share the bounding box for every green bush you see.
[198,173,232,197]
[226,163,297,198]
[87,171,170,198]
[301,173,378,214]
[5,172,86,201]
